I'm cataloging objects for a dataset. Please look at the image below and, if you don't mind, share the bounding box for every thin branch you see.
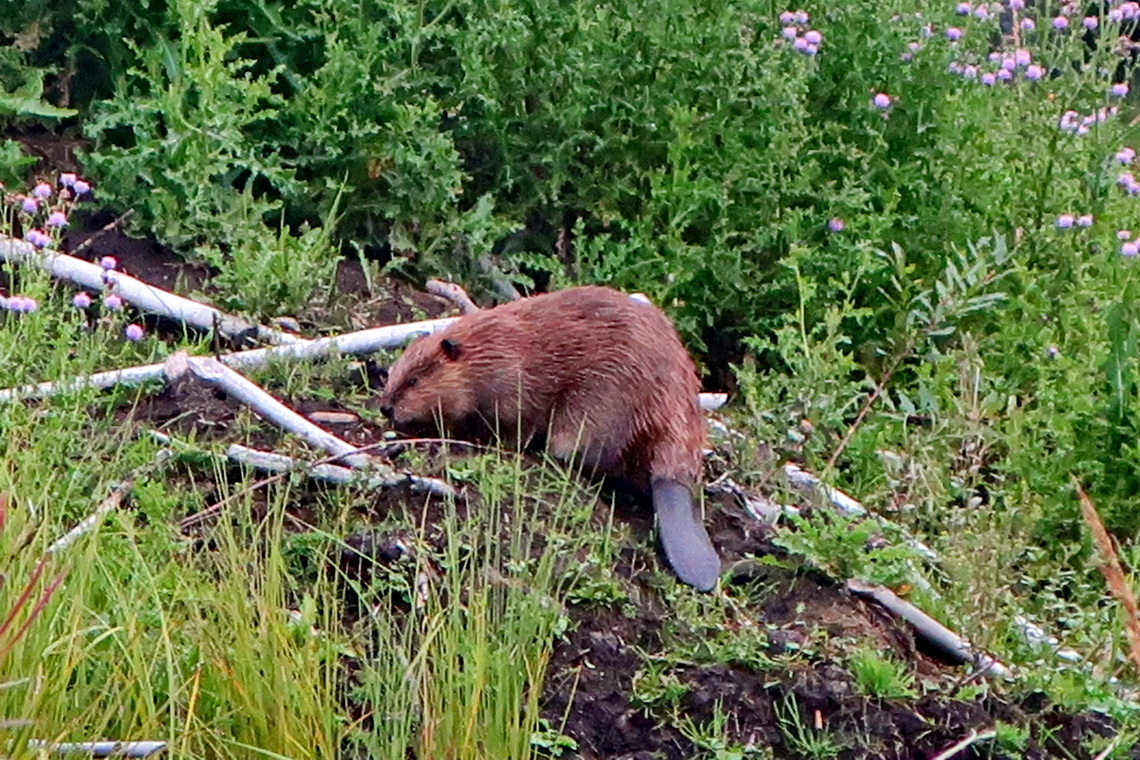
[927,728,997,760]
[0,233,302,346]
[71,209,136,256]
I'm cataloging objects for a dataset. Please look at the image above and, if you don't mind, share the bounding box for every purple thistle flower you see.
[1119,229,1133,241]
[901,52,914,62]
[1047,346,1060,359]
[1025,64,1044,80]
[19,197,37,214]
[72,291,92,309]
[1000,57,1017,72]
[973,5,989,19]
[124,323,145,342]
[956,1,971,13]
[1077,214,1094,227]
[1021,17,1036,31]
[1009,0,1024,9]
[1059,111,1079,131]
[948,61,963,74]
[103,294,124,311]
[963,64,978,79]
[1112,82,1130,97]
[981,71,997,86]
[1055,214,1075,229]
[779,10,795,25]
[1014,48,1031,66]
[46,211,67,228]
[946,27,964,41]
[58,173,77,188]
[782,25,798,39]
[7,296,37,314]
[793,36,810,51]
[803,43,819,55]
[1082,16,1098,29]
[1117,147,1136,163]
[1124,2,1139,20]
[1123,241,1140,257]
[872,92,892,109]
[73,180,91,196]
[828,217,845,232]
[24,229,50,248]
[32,183,52,200]
[997,68,1013,81]
[1053,15,1069,29]
[794,10,809,24]
[100,256,118,271]
[804,29,822,45]
[1110,8,1124,22]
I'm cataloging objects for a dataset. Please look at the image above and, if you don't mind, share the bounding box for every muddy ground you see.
[5,174,1136,758]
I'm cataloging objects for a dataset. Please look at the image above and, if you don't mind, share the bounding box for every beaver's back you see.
[389,286,704,486]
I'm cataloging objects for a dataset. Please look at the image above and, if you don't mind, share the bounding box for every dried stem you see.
[1073,477,1140,677]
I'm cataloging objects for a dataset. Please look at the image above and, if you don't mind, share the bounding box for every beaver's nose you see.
[380,405,394,420]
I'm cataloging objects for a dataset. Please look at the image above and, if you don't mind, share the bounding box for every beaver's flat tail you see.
[651,478,720,591]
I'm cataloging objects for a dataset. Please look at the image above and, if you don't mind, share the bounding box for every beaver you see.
[377,285,720,591]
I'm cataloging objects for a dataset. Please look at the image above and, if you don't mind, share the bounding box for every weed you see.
[847,646,918,701]
[773,695,842,760]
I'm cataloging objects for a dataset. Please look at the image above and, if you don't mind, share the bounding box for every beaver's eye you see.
[406,377,418,389]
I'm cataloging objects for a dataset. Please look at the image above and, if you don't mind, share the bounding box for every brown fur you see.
[378,285,719,590]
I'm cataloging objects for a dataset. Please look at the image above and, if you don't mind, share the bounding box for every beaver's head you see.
[378,331,477,434]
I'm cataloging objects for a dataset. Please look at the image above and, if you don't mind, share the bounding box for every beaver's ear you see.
[440,338,461,360]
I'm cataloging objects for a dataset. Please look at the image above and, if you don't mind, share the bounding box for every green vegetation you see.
[5,0,1140,755]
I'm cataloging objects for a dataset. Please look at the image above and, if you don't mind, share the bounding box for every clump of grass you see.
[847,646,917,701]
[345,451,604,760]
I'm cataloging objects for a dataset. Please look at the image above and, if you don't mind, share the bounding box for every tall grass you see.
[348,452,597,760]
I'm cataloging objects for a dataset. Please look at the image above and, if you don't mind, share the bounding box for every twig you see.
[0,233,302,346]
[846,579,1010,677]
[173,436,479,530]
[224,443,455,498]
[71,209,136,256]
[927,728,996,760]
[26,740,166,757]
[699,393,727,411]
[1074,477,1140,677]
[782,463,868,517]
[825,357,903,472]
[47,482,132,553]
[0,317,458,402]
[425,278,480,314]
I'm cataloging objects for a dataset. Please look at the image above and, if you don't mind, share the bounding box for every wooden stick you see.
[0,317,458,402]
[47,482,131,554]
[26,740,166,757]
[224,443,455,498]
[0,234,302,346]
[171,353,371,468]
[425,278,480,314]
[846,579,1010,677]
